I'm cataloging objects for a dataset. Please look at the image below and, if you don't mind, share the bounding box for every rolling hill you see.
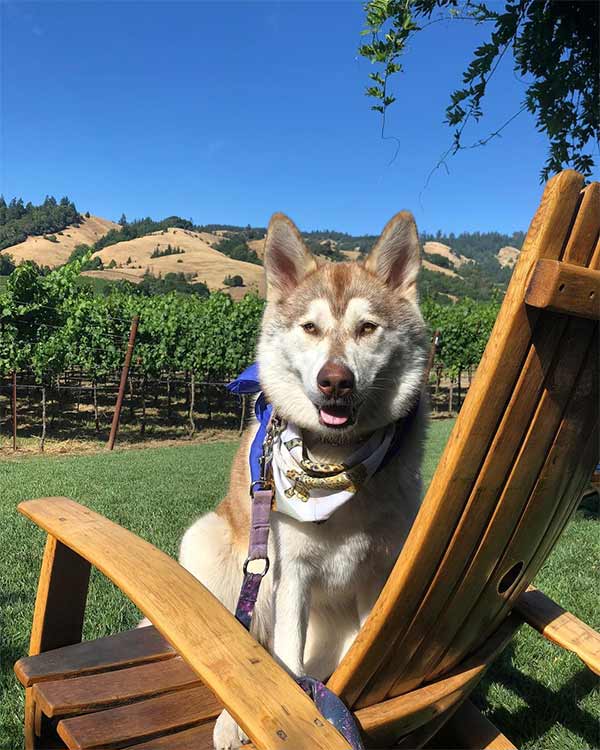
[0,205,521,301]
[1,215,119,267]
[87,227,265,294]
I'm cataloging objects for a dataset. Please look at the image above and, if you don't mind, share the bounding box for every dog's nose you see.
[317,361,355,398]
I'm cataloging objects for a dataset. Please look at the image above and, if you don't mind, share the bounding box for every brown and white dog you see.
[179,211,429,749]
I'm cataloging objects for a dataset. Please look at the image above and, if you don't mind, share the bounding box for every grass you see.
[0,419,598,749]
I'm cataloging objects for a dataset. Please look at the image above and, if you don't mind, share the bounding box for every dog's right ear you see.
[264,213,317,300]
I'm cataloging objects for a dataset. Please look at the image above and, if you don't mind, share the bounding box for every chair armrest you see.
[18,497,350,750]
[514,585,600,675]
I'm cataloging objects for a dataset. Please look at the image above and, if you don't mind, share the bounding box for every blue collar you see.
[227,363,273,487]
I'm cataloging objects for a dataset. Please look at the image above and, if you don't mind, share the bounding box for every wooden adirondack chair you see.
[14,169,600,750]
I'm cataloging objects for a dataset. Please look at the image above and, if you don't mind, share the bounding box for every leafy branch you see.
[359,0,599,181]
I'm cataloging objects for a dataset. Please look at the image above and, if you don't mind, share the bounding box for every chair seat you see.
[15,626,224,750]
[15,622,521,750]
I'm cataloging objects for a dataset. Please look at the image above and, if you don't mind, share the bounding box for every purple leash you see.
[233,419,365,750]
[235,488,272,630]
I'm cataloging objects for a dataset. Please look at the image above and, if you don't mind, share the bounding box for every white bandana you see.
[270,421,396,522]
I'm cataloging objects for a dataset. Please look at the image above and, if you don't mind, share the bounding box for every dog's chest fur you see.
[269,410,425,600]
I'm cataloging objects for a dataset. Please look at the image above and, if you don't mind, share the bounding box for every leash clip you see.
[249,479,272,495]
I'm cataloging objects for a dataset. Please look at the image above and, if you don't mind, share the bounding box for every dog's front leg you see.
[272,562,311,677]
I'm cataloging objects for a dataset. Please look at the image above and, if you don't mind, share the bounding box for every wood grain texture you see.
[399,179,599,692]
[353,617,519,747]
[28,535,91,657]
[120,722,216,750]
[428,334,598,679]
[16,626,174,688]
[379,310,575,696]
[57,683,221,750]
[415,317,597,683]
[18,498,349,750]
[515,586,600,675]
[525,260,600,319]
[23,534,90,750]
[561,182,600,264]
[327,171,587,707]
[33,656,202,718]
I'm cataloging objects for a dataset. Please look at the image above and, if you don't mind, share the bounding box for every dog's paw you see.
[213,710,249,749]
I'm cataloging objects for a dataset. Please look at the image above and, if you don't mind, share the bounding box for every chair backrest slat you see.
[327,172,600,710]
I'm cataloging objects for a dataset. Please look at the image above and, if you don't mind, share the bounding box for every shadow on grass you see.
[476,643,599,748]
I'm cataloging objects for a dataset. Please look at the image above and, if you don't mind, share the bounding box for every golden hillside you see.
[0,215,119,267]
[88,227,265,294]
[422,241,472,268]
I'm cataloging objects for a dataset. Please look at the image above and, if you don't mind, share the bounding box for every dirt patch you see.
[0,428,239,461]
[423,241,472,269]
[497,245,520,267]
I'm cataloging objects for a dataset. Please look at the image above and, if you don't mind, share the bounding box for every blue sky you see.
[1,1,585,236]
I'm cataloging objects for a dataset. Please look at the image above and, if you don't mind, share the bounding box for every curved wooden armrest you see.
[515,585,600,675]
[18,497,349,750]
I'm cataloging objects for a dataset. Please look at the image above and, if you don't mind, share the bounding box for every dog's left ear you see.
[365,211,421,299]
[264,213,317,300]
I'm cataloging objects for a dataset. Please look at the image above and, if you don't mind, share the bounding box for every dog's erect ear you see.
[365,211,421,299]
[264,213,317,300]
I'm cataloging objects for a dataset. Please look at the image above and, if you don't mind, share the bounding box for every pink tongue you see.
[320,408,349,426]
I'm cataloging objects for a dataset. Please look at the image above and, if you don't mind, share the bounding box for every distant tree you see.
[0,195,80,251]
[81,256,104,271]
[223,274,244,287]
[119,213,128,226]
[360,1,599,181]
[68,244,92,263]
[0,253,15,275]
[216,237,262,265]
[85,211,91,218]
[425,252,453,269]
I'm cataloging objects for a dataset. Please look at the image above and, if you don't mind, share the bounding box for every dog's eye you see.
[301,322,319,335]
[359,322,378,336]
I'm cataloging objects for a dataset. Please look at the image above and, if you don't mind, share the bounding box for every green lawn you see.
[0,420,598,750]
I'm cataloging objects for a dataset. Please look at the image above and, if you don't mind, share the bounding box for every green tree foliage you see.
[223,274,244,287]
[81,256,104,272]
[94,217,195,252]
[68,244,93,263]
[421,297,500,375]
[421,229,522,284]
[216,237,262,265]
[304,239,347,262]
[0,262,264,384]
[423,252,452,269]
[0,195,80,251]
[150,244,185,258]
[0,253,15,276]
[360,0,599,181]
[138,271,210,297]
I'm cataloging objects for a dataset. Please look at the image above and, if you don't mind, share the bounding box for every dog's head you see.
[257,212,427,442]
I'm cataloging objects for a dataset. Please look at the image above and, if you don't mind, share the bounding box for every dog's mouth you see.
[317,403,353,429]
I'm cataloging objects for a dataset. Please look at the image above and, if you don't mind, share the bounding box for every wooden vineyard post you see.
[424,329,441,386]
[12,370,17,451]
[107,315,139,451]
